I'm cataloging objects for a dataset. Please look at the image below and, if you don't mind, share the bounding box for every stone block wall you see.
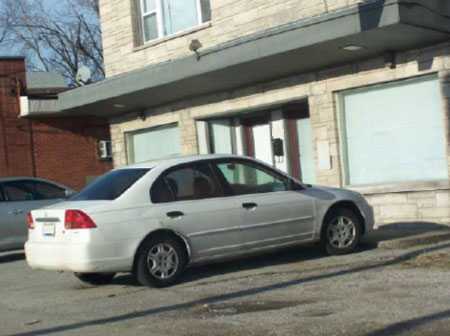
[100,0,366,77]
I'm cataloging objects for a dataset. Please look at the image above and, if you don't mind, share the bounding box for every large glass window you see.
[297,118,316,184]
[151,163,221,203]
[216,160,290,195]
[341,76,448,185]
[139,0,211,43]
[127,124,181,164]
[209,119,233,154]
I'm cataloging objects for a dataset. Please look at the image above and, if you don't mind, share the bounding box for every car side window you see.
[2,181,35,202]
[151,178,175,203]
[151,163,222,203]
[215,160,290,196]
[29,181,66,200]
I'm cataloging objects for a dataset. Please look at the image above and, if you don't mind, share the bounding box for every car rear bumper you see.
[25,241,133,273]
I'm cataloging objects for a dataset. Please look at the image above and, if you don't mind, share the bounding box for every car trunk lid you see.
[28,201,110,243]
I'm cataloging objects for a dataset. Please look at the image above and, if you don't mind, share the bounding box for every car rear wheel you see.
[74,272,116,285]
[321,208,362,255]
[135,236,188,288]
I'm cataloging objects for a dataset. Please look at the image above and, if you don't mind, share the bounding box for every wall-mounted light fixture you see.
[384,50,397,69]
[189,39,203,61]
[138,110,147,121]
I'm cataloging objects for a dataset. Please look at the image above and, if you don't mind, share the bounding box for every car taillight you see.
[65,210,97,230]
[27,213,35,230]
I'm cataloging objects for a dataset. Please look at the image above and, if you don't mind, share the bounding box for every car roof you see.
[0,176,73,189]
[122,154,250,170]
[0,176,53,183]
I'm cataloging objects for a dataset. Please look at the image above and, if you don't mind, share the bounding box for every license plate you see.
[42,223,55,236]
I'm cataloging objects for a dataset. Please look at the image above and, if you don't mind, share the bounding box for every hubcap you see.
[146,243,179,280]
[327,216,356,249]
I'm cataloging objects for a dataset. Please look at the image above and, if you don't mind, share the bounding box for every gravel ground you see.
[1,241,450,336]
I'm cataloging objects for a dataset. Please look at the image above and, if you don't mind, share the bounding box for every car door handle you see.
[242,203,258,210]
[166,211,184,219]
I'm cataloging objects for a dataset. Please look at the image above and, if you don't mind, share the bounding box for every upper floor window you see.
[139,0,211,43]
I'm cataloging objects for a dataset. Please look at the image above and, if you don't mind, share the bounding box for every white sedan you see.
[26,155,374,287]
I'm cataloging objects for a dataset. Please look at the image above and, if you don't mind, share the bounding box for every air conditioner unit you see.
[98,140,112,160]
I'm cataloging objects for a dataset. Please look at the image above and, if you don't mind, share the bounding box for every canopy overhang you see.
[33,0,450,118]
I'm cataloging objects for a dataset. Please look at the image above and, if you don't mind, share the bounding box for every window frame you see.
[139,0,206,43]
[150,161,225,204]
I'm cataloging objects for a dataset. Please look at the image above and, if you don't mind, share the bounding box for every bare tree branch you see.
[0,0,104,86]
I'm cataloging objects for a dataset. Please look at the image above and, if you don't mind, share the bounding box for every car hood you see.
[303,185,365,203]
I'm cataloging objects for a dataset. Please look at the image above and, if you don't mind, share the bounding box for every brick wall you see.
[0,58,113,191]
[30,118,112,190]
[100,0,366,77]
[0,58,33,177]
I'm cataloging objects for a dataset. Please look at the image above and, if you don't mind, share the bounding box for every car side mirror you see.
[65,189,76,198]
[290,181,305,191]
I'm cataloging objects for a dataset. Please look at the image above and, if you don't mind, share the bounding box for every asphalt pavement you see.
[1,226,450,336]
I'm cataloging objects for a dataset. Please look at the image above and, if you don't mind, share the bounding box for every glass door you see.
[251,123,273,166]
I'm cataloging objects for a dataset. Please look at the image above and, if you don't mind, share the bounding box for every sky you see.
[0,0,70,57]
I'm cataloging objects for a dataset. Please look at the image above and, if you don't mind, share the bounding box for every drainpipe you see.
[13,77,37,177]
[28,119,37,177]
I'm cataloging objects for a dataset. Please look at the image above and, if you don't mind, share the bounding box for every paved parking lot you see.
[1,240,450,336]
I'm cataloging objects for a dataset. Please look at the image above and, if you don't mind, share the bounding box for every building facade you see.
[50,0,450,226]
[0,57,112,190]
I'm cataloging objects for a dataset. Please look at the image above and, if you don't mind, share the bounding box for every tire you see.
[321,208,362,256]
[74,272,116,285]
[135,235,188,288]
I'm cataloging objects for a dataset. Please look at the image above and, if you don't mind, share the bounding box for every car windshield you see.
[71,169,150,201]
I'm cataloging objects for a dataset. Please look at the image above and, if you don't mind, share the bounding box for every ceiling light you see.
[341,45,365,52]
[113,104,126,108]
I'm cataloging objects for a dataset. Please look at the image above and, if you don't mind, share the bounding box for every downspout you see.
[0,77,9,173]
[28,119,37,177]
[14,77,37,177]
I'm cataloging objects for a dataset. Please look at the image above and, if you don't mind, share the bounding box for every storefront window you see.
[340,76,448,185]
[127,123,181,163]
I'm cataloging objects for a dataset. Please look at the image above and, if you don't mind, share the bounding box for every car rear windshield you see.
[71,169,150,201]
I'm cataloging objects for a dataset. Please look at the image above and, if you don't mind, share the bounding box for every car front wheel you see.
[135,236,187,288]
[74,272,116,285]
[321,208,362,255]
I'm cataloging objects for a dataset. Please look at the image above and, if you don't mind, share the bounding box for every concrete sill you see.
[347,180,450,195]
[133,22,212,52]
